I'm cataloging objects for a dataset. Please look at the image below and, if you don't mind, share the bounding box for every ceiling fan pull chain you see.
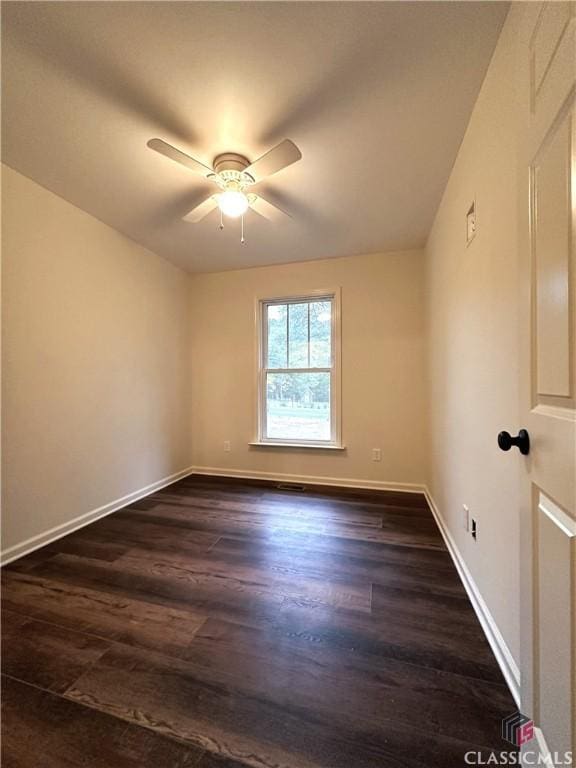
[241,215,246,245]
[219,208,224,230]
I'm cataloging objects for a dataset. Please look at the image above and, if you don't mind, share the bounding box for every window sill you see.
[249,441,346,450]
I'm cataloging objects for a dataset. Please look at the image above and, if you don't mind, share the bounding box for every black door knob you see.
[498,429,530,455]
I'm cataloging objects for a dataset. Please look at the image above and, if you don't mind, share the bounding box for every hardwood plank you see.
[1,609,28,638]
[120,503,447,550]
[144,499,436,549]
[145,492,390,527]
[1,570,207,658]
[1,676,203,768]
[44,532,129,562]
[268,596,504,683]
[82,515,220,556]
[2,548,56,574]
[217,528,453,565]
[181,617,513,746]
[117,548,373,612]
[370,581,478,630]
[2,612,110,694]
[65,643,505,768]
[15,553,287,630]
[28,549,372,615]
[140,502,342,536]
[210,537,465,597]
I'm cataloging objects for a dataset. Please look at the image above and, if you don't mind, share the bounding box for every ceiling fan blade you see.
[245,139,302,183]
[147,138,214,177]
[182,196,219,223]
[249,194,290,222]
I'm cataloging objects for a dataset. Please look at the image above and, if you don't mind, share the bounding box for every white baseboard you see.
[189,465,426,495]
[0,465,196,566]
[424,487,521,707]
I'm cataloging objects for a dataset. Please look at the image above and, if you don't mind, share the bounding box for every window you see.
[256,290,342,447]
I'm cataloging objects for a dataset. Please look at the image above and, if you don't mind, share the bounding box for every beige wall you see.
[1,165,193,554]
[189,251,428,488]
[425,10,520,665]
[1,168,427,558]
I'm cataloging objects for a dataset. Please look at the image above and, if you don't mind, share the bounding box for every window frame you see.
[254,288,342,449]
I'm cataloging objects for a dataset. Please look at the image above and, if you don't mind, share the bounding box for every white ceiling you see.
[1,2,508,273]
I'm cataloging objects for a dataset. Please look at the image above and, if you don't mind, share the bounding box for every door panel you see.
[519,1,576,762]
[532,110,573,400]
[534,491,576,757]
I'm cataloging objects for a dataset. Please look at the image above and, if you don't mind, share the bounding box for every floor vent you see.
[276,483,306,492]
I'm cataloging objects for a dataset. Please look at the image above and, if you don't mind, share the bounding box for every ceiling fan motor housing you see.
[211,154,255,194]
[213,152,252,175]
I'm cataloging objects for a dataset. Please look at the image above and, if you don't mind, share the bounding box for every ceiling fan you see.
[147,137,302,239]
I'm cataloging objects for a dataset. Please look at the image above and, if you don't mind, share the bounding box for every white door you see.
[516,2,576,763]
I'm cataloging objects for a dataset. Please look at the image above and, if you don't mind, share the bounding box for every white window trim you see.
[253,288,343,449]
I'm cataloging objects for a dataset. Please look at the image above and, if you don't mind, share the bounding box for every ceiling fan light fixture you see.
[218,189,249,218]
[148,137,301,232]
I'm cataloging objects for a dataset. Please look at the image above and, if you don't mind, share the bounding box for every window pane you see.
[267,304,287,368]
[288,303,308,368]
[310,300,332,367]
[266,372,331,441]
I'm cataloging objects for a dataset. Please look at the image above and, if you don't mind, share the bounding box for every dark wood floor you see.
[1,476,517,768]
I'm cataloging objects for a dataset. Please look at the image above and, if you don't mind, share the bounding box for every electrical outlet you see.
[463,504,470,532]
[471,518,477,541]
[223,441,231,452]
[372,448,381,462]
